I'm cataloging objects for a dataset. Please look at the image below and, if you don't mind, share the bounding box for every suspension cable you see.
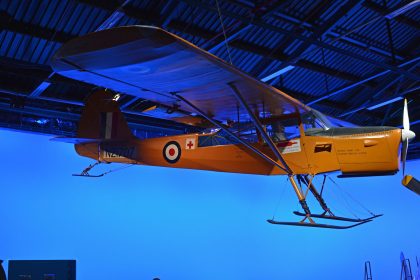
[328,176,376,216]
[215,0,233,65]
[272,176,289,219]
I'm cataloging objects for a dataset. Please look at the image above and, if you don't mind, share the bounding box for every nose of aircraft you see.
[401,129,416,142]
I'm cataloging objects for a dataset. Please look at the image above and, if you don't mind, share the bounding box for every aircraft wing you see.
[51,25,310,122]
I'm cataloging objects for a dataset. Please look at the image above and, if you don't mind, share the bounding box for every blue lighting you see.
[367,97,403,111]
[0,129,419,279]
[30,82,51,97]
[261,65,295,82]
[385,1,420,19]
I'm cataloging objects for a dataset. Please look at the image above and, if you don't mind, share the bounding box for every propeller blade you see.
[403,99,410,130]
[402,140,408,176]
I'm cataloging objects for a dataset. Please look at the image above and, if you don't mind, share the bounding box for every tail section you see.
[52,90,137,162]
[77,89,134,140]
[68,90,136,162]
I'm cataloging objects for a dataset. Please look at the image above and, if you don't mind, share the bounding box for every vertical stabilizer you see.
[74,89,135,161]
[77,90,134,140]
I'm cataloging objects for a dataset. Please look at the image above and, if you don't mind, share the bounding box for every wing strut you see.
[173,93,289,173]
[227,82,292,174]
[227,83,322,225]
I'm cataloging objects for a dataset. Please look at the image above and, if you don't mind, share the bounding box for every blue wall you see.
[0,129,419,279]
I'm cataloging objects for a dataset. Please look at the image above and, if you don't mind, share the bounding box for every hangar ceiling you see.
[0,0,419,158]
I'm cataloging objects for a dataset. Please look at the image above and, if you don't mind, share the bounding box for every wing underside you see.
[51,25,309,122]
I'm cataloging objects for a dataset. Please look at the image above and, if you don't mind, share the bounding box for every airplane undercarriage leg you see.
[268,174,382,229]
[301,175,334,216]
[288,175,315,223]
[73,161,105,177]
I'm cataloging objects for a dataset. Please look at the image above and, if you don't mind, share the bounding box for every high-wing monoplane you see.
[50,26,418,229]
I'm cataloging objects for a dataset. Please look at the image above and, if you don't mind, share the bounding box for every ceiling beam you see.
[228,40,376,86]
[275,87,348,111]
[268,9,406,60]
[258,1,363,82]
[70,1,420,83]
[0,57,92,89]
[78,0,420,82]
[0,11,72,43]
[179,0,420,82]
[71,0,420,81]
[340,58,419,118]
[295,60,376,85]
[94,0,132,31]
[167,19,215,39]
[368,86,420,111]
[80,0,160,24]
[203,23,251,53]
[275,86,384,124]
[202,0,284,53]
[306,56,420,106]
[0,9,377,88]
[159,0,182,28]
[28,0,134,102]
[0,88,196,133]
[339,76,405,117]
[326,31,404,61]
[340,71,419,118]
[362,0,420,30]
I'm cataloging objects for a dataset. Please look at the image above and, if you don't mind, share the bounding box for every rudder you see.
[77,89,134,140]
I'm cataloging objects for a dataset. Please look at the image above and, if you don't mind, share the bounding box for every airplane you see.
[49,25,418,229]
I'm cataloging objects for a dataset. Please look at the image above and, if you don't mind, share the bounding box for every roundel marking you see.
[163,141,181,164]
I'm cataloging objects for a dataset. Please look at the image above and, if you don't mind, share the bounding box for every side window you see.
[266,117,300,141]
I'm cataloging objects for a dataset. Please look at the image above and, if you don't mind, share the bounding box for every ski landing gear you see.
[72,162,105,177]
[72,161,135,178]
[267,175,382,229]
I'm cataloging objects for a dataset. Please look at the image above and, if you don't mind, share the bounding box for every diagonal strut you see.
[173,93,289,173]
[227,82,292,174]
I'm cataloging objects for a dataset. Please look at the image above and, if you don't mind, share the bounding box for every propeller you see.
[401,99,416,176]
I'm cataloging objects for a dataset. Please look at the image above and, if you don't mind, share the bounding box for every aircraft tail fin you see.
[77,90,134,140]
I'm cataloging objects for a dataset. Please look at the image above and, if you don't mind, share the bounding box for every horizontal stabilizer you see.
[51,136,104,144]
[402,175,420,195]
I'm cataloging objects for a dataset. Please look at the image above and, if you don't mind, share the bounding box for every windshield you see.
[302,109,333,131]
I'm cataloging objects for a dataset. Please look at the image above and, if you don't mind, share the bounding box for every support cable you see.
[215,0,233,65]
[328,176,376,216]
[271,176,289,220]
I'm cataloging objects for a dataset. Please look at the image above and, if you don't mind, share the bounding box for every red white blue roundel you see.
[163,141,181,164]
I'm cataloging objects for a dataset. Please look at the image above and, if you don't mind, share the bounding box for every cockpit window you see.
[301,109,333,135]
[198,122,257,147]
[198,109,334,146]
[265,117,300,141]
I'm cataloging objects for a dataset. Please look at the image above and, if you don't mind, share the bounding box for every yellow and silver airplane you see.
[50,26,418,229]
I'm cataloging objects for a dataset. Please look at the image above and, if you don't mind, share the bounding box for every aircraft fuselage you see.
[75,126,401,176]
